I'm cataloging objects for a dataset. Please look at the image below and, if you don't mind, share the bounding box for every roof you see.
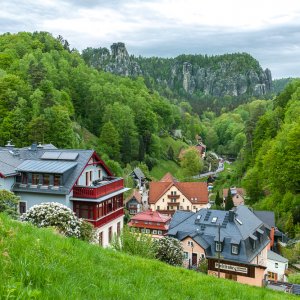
[130,210,171,223]
[0,150,21,177]
[168,206,270,264]
[148,175,208,205]
[16,160,78,174]
[254,211,275,229]
[125,189,142,203]
[223,187,246,198]
[0,146,112,195]
[160,172,177,183]
[132,168,145,181]
[268,250,288,263]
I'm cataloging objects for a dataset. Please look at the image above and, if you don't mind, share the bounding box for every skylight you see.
[211,217,218,223]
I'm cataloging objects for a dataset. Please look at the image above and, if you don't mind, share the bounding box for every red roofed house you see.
[149,173,209,216]
[128,210,171,238]
[223,187,246,207]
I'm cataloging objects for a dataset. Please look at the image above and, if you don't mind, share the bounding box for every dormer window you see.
[43,174,50,185]
[54,174,61,186]
[231,244,239,255]
[32,174,40,185]
[215,242,222,252]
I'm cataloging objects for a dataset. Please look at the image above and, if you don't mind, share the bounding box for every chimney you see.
[228,210,235,222]
[30,143,37,151]
[5,140,15,149]
[37,142,43,149]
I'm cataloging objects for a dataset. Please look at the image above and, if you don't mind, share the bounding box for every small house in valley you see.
[223,187,246,207]
[128,210,171,238]
[125,189,142,215]
[149,173,209,216]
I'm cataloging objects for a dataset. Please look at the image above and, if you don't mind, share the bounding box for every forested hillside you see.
[82,42,272,114]
[0,32,202,175]
[237,80,300,235]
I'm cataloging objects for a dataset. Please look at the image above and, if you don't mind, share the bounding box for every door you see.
[192,253,197,266]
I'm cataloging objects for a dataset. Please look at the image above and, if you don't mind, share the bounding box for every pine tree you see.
[225,188,234,211]
[215,191,222,207]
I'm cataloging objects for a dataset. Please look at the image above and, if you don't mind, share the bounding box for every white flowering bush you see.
[154,236,184,267]
[21,202,94,240]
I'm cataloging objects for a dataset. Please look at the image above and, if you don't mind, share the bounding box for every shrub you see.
[154,237,184,266]
[21,202,94,241]
[197,258,208,273]
[0,190,20,219]
[111,226,155,259]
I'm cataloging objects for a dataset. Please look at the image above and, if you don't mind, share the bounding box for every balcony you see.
[167,202,180,206]
[73,177,124,199]
[90,207,124,227]
[167,194,180,199]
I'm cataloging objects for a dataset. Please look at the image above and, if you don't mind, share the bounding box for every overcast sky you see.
[1,0,300,78]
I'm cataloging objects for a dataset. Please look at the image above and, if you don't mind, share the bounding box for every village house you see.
[148,173,209,216]
[127,209,171,238]
[130,167,146,190]
[267,250,288,282]
[168,206,271,287]
[223,187,246,207]
[0,142,129,247]
[125,189,142,215]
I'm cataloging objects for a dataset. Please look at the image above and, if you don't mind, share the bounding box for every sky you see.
[1,0,300,78]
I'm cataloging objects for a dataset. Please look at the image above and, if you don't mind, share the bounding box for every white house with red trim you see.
[0,143,129,247]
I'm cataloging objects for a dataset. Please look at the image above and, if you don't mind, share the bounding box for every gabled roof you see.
[149,173,208,205]
[168,206,270,264]
[126,189,142,203]
[160,172,177,183]
[268,250,288,263]
[130,210,171,223]
[132,168,145,180]
[254,211,275,229]
[223,187,246,198]
[0,147,112,195]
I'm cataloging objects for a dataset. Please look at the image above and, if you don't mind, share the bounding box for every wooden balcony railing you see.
[73,177,124,199]
[89,207,124,228]
[167,194,180,199]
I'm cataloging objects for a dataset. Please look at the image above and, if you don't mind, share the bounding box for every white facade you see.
[77,160,108,186]
[95,215,124,247]
[0,177,15,190]
[267,251,288,282]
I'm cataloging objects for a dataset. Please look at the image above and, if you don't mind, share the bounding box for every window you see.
[19,202,26,214]
[231,244,239,255]
[21,173,28,184]
[108,226,112,243]
[180,206,183,210]
[157,206,160,210]
[43,174,50,185]
[85,172,89,186]
[162,198,164,202]
[275,263,278,268]
[117,222,121,236]
[145,229,150,234]
[54,174,61,186]
[98,169,101,179]
[171,206,173,210]
[187,206,190,210]
[99,231,103,246]
[32,174,39,185]
[141,228,146,233]
[89,171,93,182]
[152,230,158,235]
[183,199,185,202]
[193,206,196,210]
[215,242,222,252]
[184,252,189,259]
[157,230,162,235]
[188,241,194,247]
[200,253,205,259]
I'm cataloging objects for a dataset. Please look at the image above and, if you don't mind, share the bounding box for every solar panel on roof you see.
[58,152,79,160]
[41,152,61,159]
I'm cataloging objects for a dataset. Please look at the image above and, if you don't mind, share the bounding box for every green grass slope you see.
[0,214,296,300]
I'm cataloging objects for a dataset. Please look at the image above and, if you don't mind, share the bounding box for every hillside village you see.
[0,141,299,296]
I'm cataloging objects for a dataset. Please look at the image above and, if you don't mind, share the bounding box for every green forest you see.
[0,31,299,234]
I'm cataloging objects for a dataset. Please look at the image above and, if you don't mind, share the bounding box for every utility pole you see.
[218,223,221,278]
